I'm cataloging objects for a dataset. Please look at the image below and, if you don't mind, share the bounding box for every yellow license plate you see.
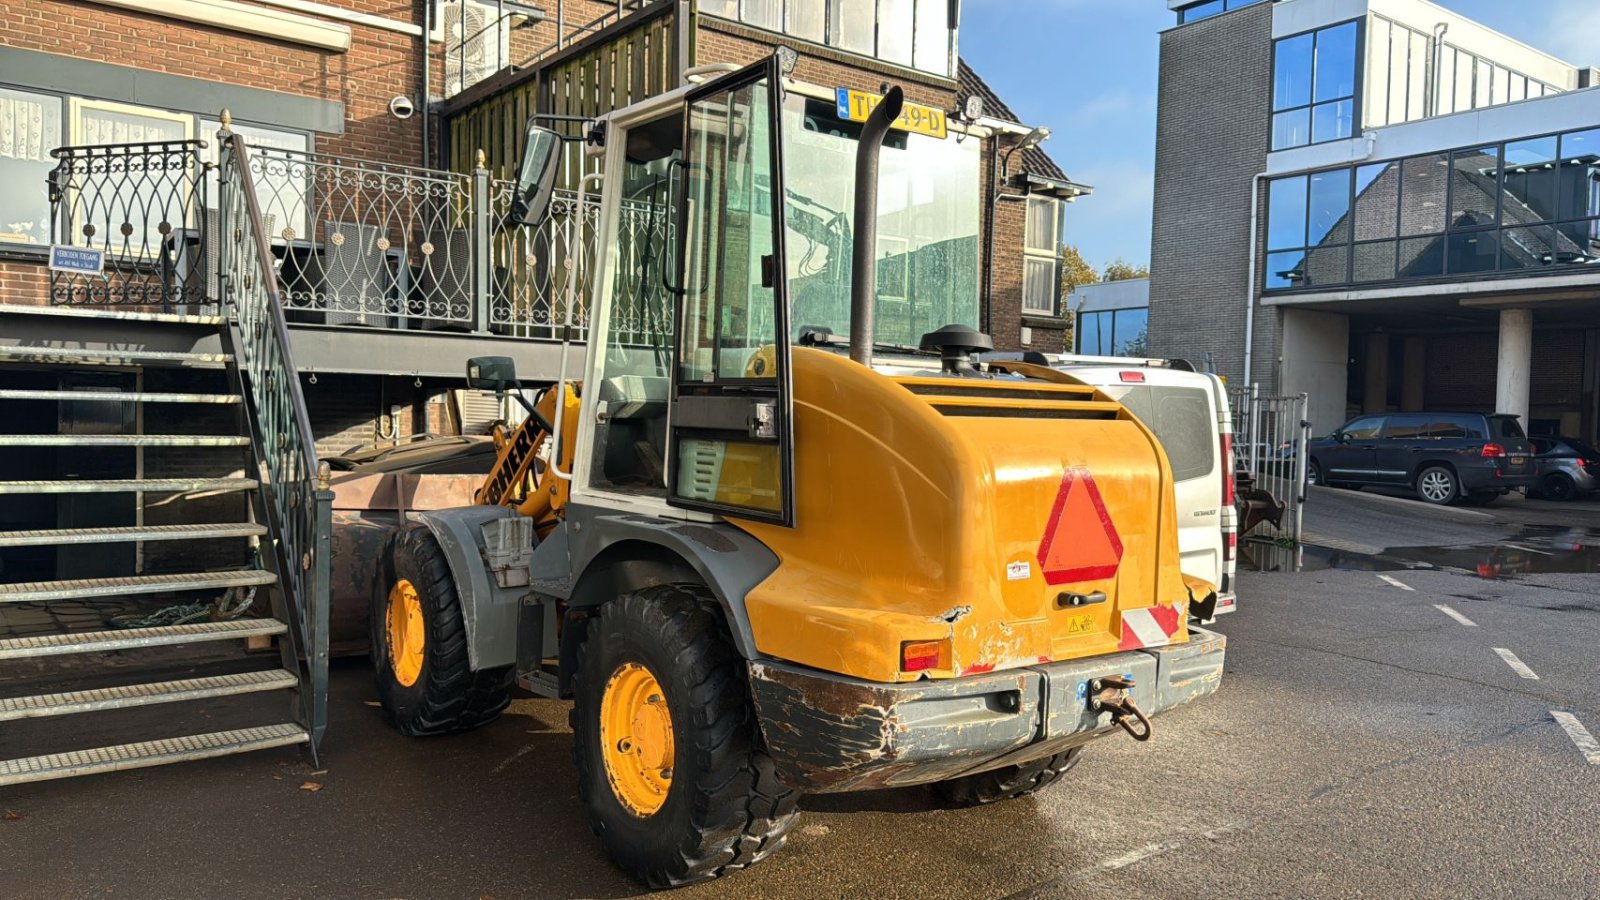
[835,88,948,139]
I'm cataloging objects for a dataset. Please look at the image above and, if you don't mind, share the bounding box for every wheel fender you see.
[559,506,779,663]
[412,505,526,672]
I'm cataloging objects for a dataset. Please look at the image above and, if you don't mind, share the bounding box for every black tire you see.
[370,523,513,736]
[1542,473,1578,502]
[1415,465,1460,505]
[1307,459,1323,487]
[1460,491,1500,507]
[932,748,1084,806]
[571,584,798,889]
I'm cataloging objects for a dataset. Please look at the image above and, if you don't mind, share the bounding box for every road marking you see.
[1377,574,1415,592]
[1493,648,1539,680]
[1552,711,1600,765]
[1503,542,1554,556]
[1433,604,1478,627]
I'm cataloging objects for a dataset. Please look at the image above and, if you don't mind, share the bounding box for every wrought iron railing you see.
[217,126,333,750]
[47,140,210,311]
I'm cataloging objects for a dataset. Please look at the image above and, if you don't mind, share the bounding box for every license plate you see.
[1509,455,1528,466]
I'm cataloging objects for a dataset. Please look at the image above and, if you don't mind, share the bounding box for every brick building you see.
[0,0,1082,453]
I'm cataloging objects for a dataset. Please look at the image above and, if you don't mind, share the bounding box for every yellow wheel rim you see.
[599,662,675,817]
[386,579,425,688]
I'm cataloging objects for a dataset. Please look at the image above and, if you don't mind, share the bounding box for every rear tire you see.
[370,523,513,736]
[571,584,798,889]
[931,748,1084,806]
[1415,466,1459,505]
[1461,491,1500,507]
[1307,459,1322,487]
[1542,473,1578,502]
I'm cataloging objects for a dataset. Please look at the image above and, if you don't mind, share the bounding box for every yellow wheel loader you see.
[366,56,1226,889]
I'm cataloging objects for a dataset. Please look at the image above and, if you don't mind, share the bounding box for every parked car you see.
[1045,356,1238,620]
[1307,412,1535,505]
[1530,437,1599,501]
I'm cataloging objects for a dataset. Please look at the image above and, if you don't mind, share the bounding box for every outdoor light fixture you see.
[776,45,799,76]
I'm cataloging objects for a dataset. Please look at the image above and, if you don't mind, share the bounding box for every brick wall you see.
[1148,5,1277,386]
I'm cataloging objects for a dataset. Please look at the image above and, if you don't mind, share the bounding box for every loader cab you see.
[575,58,794,526]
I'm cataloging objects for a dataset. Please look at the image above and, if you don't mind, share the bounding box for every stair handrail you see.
[215,117,331,750]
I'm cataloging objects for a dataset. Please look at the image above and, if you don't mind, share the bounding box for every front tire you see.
[1415,465,1460,505]
[572,584,798,889]
[370,523,513,736]
[932,748,1084,806]
[1307,459,1322,487]
[1542,473,1578,502]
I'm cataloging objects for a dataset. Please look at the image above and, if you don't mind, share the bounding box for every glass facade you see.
[1264,126,1600,291]
[1176,0,1267,25]
[1273,21,1359,151]
[698,0,956,77]
[1077,307,1149,356]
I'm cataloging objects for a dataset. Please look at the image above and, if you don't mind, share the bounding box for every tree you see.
[1102,259,1151,282]
[1059,244,1100,296]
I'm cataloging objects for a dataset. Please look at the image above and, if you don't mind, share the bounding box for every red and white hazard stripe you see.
[1117,602,1185,651]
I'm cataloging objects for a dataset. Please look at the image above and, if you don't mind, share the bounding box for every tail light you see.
[901,640,948,673]
[1221,433,1236,506]
[1119,371,1147,383]
[1481,443,1506,459]
[1223,531,1237,563]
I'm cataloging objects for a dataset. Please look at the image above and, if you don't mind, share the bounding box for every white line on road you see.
[1493,648,1540,680]
[1433,604,1478,627]
[1552,711,1600,765]
[1377,574,1415,592]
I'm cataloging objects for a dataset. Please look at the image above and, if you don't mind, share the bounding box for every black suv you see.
[1307,412,1535,505]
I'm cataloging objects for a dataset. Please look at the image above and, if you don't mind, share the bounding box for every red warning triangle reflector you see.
[1037,466,1125,585]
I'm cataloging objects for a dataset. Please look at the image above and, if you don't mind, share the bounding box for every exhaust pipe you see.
[849,85,904,367]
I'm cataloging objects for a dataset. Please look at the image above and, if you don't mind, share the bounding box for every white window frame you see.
[1022,195,1061,316]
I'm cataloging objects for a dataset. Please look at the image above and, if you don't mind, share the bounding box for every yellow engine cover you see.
[734,349,1195,684]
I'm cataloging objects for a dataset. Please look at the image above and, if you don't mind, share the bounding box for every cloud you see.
[1061,159,1156,270]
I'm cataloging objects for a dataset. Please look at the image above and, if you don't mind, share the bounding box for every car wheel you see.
[1415,466,1459,505]
[1460,491,1499,507]
[1541,473,1578,502]
[1307,459,1322,487]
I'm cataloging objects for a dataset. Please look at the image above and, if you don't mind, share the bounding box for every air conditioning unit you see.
[441,0,510,96]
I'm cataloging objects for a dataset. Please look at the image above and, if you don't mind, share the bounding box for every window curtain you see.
[0,94,52,162]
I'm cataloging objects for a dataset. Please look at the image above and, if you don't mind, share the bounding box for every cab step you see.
[0,434,249,447]
[0,478,258,495]
[0,346,231,367]
[0,723,309,786]
[0,389,242,404]
[0,618,286,660]
[0,669,298,722]
[0,570,277,604]
[0,523,267,548]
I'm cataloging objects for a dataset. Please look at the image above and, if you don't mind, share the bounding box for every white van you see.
[1043,356,1238,620]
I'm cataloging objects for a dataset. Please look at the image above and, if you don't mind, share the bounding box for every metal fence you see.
[1232,385,1312,548]
[47,140,210,310]
[47,136,622,338]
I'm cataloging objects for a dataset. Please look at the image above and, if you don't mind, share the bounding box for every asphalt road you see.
[4,540,1598,898]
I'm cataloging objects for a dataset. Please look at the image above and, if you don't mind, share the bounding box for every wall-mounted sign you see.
[48,245,105,275]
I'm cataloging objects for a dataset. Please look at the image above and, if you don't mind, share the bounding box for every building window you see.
[699,0,956,77]
[1272,21,1359,151]
[1366,14,1563,128]
[1264,125,1600,290]
[1022,196,1061,315]
[1176,0,1265,25]
[0,86,61,246]
[1077,307,1149,356]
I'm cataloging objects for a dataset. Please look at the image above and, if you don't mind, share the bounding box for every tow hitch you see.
[1090,675,1152,742]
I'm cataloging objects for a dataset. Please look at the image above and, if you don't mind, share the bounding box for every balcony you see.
[39,135,635,380]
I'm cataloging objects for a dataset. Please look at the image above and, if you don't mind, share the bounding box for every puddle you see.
[1247,528,1600,579]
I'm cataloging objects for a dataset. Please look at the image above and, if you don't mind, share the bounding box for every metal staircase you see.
[0,125,331,787]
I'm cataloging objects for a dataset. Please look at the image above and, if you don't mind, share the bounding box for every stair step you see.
[0,618,286,660]
[0,434,249,447]
[0,303,223,327]
[0,346,231,367]
[0,478,258,495]
[0,669,298,723]
[0,570,277,604]
[0,523,267,548]
[0,723,308,786]
[0,389,242,404]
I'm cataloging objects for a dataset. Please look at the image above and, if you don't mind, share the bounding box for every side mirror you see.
[1334,432,1350,444]
[510,124,563,226]
[466,356,518,392]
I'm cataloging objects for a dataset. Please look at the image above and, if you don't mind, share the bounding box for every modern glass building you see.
[1150,0,1600,441]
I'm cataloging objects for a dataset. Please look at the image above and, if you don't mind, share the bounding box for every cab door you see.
[666,58,795,525]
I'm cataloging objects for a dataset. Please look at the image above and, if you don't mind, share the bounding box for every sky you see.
[959,0,1600,272]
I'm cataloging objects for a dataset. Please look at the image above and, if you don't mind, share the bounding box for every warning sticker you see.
[1006,561,1031,581]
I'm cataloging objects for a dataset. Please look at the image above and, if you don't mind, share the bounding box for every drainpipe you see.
[849,86,905,366]
[1431,23,1449,117]
[1243,173,1265,387]
[421,0,432,169]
